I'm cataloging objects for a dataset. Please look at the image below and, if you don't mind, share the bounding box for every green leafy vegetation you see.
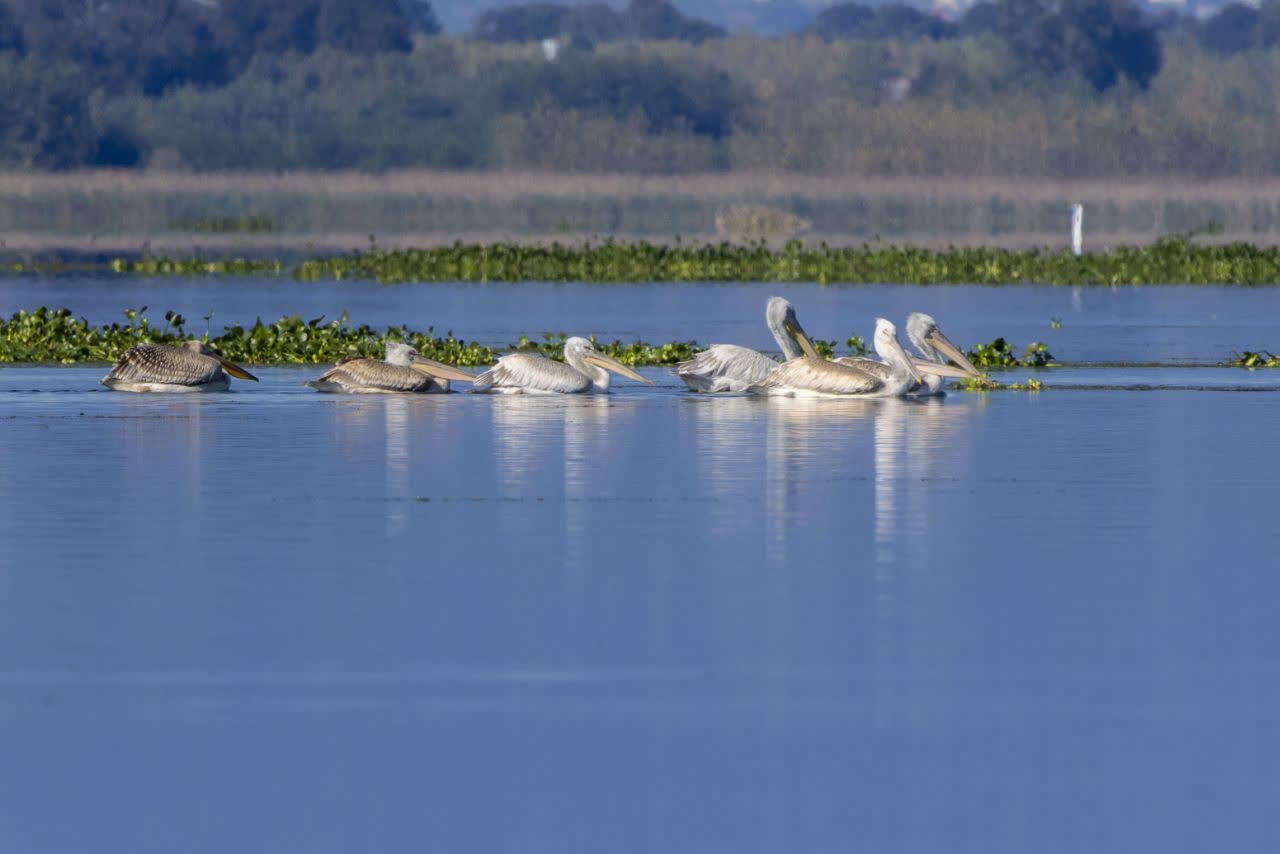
[965,338,1055,368]
[0,307,708,366]
[0,307,887,366]
[953,376,1043,391]
[290,238,1280,285]
[1231,350,1280,367]
[17,237,1280,284]
[107,257,284,275]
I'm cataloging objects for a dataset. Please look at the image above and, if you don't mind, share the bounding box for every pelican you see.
[101,341,258,392]
[675,296,809,392]
[835,312,981,396]
[306,342,474,393]
[472,336,652,394]
[749,318,940,398]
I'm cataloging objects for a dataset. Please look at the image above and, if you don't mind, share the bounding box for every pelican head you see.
[183,339,258,382]
[384,340,474,383]
[906,313,980,376]
[565,336,652,389]
[766,297,817,360]
[874,319,923,384]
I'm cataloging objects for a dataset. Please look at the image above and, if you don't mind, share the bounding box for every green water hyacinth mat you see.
[0,308,1077,369]
[13,237,1280,285]
[3,307,1274,376]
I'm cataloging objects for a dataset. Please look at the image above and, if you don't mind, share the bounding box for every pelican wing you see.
[750,357,883,395]
[833,355,892,380]
[310,358,438,393]
[103,344,223,386]
[675,344,778,393]
[472,353,592,394]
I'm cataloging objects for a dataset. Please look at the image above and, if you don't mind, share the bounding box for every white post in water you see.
[1071,203,1083,256]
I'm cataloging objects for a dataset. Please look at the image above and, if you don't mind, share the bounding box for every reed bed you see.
[7,172,1280,249]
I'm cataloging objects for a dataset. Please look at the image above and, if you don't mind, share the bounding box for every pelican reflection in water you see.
[307,341,474,393]
[101,341,258,392]
[472,336,651,394]
[675,296,809,393]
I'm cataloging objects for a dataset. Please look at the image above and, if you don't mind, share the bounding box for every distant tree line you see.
[811,0,1161,91]
[1,0,1279,173]
[474,0,722,45]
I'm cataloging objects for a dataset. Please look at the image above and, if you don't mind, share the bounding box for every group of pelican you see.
[674,297,981,398]
[99,297,981,397]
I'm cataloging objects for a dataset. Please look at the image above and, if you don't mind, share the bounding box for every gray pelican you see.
[472,336,652,394]
[101,341,258,392]
[306,341,474,393]
[749,318,936,398]
[675,296,809,393]
[835,312,981,396]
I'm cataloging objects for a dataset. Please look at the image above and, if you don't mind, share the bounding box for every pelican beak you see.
[785,321,820,360]
[409,356,475,383]
[584,350,653,384]
[927,331,982,377]
[913,359,972,379]
[219,359,259,382]
[887,336,923,384]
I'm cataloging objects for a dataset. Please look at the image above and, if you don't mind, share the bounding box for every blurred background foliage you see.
[2,0,1280,176]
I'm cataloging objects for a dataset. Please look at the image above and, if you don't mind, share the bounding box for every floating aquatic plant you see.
[0,308,698,366]
[25,236,1280,285]
[965,338,1055,368]
[290,237,1280,285]
[109,257,283,276]
[953,376,1042,392]
[0,308,909,366]
[1231,350,1280,367]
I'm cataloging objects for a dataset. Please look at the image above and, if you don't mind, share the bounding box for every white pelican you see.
[675,296,809,392]
[749,318,937,398]
[306,341,474,393]
[472,336,653,394]
[834,312,981,396]
[101,341,258,392]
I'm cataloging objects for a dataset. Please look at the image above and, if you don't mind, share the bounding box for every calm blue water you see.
[3,280,1280,853]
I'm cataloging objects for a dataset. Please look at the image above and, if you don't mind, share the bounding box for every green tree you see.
[0,57,97,167]
[1196,3,1259,54]
[316,0,412,52]
[995,0,1160,90]
[624,0,723,42]
[0,2,25,54]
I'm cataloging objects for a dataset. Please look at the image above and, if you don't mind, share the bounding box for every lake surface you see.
[3,279,1280,853]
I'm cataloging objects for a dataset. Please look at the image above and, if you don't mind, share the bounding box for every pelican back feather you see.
[748,357,883,396]
[675,344,779,393]
[102,344,225,388]
[308,358,444,393]
[472,353,593,394]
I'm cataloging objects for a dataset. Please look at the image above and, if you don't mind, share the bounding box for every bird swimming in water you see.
[835,313,981,396]
[101,341,258,392]
[471,336,652,394]
[675,296,810,393]
[749,318,955,398]
[306,341,475,393]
